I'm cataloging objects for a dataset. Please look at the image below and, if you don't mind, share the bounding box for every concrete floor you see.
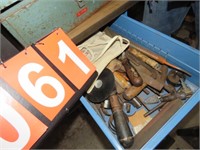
[38,101,113,149]
[162,103,199,149]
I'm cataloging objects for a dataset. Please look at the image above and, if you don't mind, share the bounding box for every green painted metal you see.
[0,0,18,10]
[0,0,107,47]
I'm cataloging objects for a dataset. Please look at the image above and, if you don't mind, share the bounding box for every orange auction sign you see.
[0,82,47,149]
[0,28,96,149]
[35,28,95,90]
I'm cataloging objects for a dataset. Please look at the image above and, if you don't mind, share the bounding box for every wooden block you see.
[128,109,152,134]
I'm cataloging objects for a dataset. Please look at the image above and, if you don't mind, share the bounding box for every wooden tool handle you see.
[122,59,143,87]
[123,83,147,100]
[130,43,191,76]
[113,71,131,89]
[110,95,134,148]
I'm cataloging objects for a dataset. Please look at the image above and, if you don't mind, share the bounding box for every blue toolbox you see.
[80,13,200,149]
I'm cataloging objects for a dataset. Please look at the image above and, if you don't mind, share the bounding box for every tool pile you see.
[81,30,193,148]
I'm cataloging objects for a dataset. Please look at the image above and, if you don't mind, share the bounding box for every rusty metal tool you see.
[118,93,141,110]
[144,94,160,104]
[122,59,143,87]
[179,78,193,97]
[163,83,176,93]
[126,50,167,91]
[145,79,192,104]
[129,42,191,76]
[123,83,147,100]
[126,49,158,79]
[167,69,186,86]
[144,92,187,104]
[147,86,161,96]
[124,102,131,114]
[161,92,187,102]
[109,94,134,148]
[145,79,193,104]
[144,102,167,117]
[131,97,142,109]
[123,51,168,100]
[136,96,150,112]
[143,88,150,95]
[128,48,161,72]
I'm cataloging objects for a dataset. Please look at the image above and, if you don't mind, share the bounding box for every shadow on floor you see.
[37,101,113,149]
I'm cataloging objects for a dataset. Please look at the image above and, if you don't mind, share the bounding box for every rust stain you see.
[0,0,38,23]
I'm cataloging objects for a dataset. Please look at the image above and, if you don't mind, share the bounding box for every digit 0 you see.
[0,88,30,149]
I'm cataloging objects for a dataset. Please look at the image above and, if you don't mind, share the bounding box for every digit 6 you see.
[18,63,65,107]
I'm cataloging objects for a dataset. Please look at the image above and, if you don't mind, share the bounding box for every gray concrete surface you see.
[38,102,113,149]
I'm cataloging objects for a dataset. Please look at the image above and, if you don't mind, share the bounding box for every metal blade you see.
[144,95,160,104]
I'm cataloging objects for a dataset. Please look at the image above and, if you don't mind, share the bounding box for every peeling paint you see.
[0,0,38,23]
[1,0,108,47]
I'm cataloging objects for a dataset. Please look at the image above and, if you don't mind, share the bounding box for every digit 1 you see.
[58,40,90,74]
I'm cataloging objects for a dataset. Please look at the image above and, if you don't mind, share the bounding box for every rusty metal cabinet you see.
[0,0,108,47]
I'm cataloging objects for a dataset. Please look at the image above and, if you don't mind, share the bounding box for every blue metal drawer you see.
[80,13,200,150]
